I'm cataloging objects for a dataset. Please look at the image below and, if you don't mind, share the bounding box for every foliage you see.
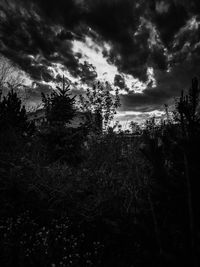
[0,86,34,161]
[40,125,87,165]
[79,81,120,131]
[129,121,142,135]
[1,77,200,266]
[174,77,200,137]
[0,212,103,267]
[40,78,87,165]
[42,78,76,126]
[0,86,31,133]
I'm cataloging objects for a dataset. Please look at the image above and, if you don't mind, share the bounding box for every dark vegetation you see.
[0,75,200,267]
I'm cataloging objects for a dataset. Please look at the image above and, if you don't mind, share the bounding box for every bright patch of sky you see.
[73,36,117,83]
[72,36,147,93]
[112,110,165,129]
[49,62,78,84]
[18,33,158,96]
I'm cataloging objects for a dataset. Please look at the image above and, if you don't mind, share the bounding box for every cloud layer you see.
[1,0,200,117]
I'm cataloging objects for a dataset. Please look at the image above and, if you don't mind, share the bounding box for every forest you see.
[0,67,200,267]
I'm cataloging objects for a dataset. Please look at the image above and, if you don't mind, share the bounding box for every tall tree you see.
[174,78,200,266]
[40,78,85,165]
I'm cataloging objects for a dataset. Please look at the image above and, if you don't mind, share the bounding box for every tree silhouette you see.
[42,77,76,126]
[174,77,200,138]
[40,78,87,165]
[174,77,200,266]
[0,86,31,134]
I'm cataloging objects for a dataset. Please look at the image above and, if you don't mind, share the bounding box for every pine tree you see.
[40,78,85,165]
[42,77,76,126]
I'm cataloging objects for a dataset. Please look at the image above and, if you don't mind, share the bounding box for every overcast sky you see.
[1,0,200,125]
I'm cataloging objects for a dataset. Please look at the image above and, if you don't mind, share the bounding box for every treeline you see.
[0,78,200,267]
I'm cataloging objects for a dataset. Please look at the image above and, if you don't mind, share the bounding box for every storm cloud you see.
[1,0,200,115]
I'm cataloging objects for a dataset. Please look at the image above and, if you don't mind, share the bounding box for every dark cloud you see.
[57,30,74,41]
[0,0,162,83]
[0,1,190,75]
[31,0,84,28]
[1,0,200,114]
[120,92,167,113]
[150,47,167,70]
[120,57,200,112]
[84,0,147,79]
[0,0,82,81]
[150,1,189,46]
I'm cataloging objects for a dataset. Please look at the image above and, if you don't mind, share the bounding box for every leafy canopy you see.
[79,81,120,130]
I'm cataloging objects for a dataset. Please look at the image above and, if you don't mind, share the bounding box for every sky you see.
[1,0,200,126]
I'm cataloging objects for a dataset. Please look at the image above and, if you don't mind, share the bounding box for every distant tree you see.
[79,81,120,131]
[41,77,76,126]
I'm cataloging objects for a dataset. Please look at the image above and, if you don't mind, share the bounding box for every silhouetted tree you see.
[0,86,31,134]
[174,77,200,266]
[174,77,200,138]
[42,77,76,126]
[41,78,87,165]
[0,85,34,165]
